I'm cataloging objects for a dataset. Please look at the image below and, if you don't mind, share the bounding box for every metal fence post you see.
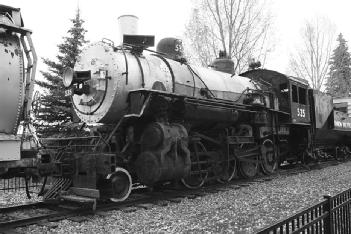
[324,195,333,234]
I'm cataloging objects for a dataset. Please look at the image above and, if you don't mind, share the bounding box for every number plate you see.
[297,107,306,118]
[65,88,73,96]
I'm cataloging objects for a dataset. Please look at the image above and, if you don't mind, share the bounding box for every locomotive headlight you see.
[63,67,75,88]
[63,68,92,88]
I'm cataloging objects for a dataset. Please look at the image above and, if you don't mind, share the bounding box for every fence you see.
[0,177,39,192]
[258,188,351,234]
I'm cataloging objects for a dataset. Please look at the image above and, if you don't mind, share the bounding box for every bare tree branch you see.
[289,16,336,91]
[184,0,274,74]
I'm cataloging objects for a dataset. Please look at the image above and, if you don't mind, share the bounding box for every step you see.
[60,194,97,211]
[60,194,96,203]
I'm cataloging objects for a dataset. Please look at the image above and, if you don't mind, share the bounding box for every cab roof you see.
[240,69,309,87]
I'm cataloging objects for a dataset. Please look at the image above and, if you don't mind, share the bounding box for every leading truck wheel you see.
[260,139,277,175]
[107,167,132,202]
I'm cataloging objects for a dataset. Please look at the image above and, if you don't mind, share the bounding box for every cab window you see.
[292,85,298,103]
[278,83,290,112]
[298,87,306,105]
[280,83,289,99]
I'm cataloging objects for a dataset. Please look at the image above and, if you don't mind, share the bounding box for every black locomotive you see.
[38,36,351,204]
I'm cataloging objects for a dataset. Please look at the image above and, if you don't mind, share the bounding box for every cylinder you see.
[135,122,191,186]
[117,15,138,45]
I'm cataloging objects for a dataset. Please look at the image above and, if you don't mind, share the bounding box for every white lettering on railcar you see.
[334,121,351,128]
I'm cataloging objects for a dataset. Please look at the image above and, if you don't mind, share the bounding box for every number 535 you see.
[297,108,305,117]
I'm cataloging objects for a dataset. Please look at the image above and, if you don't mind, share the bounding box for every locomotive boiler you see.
[42,35,276,203]
[64,40,256,124]
[0,4,38,181]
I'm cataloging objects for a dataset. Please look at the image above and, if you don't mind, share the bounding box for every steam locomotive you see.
[0,6,349,206]
[36,31,351,204]
[0,4,38,181]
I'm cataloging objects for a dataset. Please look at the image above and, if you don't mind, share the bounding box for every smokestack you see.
[117,15,139,45]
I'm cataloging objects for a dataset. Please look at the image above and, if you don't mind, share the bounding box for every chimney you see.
[117,15,139,45]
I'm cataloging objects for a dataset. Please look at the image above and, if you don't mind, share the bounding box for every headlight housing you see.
[62,67,75,88]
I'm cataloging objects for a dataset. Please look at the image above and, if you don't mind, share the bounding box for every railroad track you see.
[0,159,344,232]
[0,201,83,230]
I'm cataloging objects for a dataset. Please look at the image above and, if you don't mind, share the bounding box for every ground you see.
[1,161,351,233]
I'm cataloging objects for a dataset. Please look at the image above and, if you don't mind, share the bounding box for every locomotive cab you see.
[240,69,311,125]
[241,69,312,163]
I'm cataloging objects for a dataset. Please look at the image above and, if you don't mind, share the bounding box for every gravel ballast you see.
[0,189,41,208]
[7,161,351,233]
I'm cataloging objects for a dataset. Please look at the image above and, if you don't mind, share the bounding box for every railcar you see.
[0,5,39,181]
[311,92,351,158]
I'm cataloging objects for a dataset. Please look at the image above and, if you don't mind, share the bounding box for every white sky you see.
[2,0,351,77]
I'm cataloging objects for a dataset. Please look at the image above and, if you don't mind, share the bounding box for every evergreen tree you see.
[326,33,351,97]
[34,8,88,137]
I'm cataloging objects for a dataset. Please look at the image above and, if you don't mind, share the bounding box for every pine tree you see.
[34,8,88,137]
[326,33,351,97]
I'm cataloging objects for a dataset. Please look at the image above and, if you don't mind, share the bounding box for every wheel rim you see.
[217,156,237,183]
[181,141,208,189]
[345,147,351,159]
[238,144,259,178]
[108,168,132,202]
[239,157,259,178]
[261,139,277,175]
